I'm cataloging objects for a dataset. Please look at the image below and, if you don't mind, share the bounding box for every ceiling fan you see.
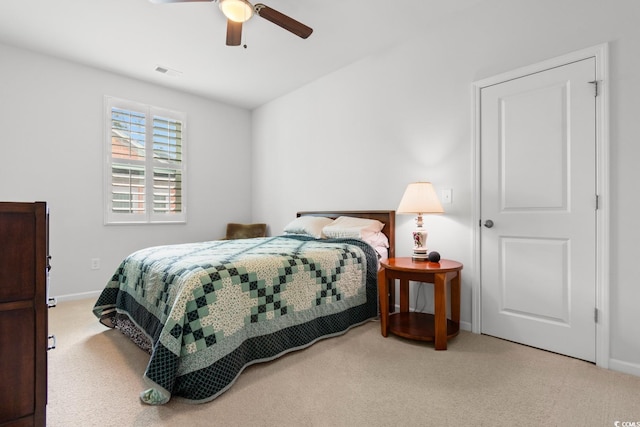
[150,0,313,46]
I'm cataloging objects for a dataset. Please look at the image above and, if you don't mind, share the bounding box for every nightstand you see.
[378,257,463,350]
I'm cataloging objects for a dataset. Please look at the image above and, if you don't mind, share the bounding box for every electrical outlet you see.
[91,258,100,270]
[441,189,453,204]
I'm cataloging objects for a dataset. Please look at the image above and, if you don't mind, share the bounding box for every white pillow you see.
[322,216,385,239]
[283,216,334,239]
[362,231,389,249]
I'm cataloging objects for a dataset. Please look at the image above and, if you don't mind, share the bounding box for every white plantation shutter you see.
[105,97,186,224]
[153,117,182,162]
[111,165,145,213]
[152,116,183,215]
[153,168,182,213]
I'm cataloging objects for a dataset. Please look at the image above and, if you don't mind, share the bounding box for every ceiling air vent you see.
[154,65,182,77]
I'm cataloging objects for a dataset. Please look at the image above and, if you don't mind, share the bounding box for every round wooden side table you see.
[378,257,463,350]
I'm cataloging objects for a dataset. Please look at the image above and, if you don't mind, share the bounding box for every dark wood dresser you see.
[0,202,51,426]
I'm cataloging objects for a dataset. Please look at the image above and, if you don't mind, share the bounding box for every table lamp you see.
[396,182,444,261]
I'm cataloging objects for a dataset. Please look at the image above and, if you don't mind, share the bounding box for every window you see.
[104,97,186,224]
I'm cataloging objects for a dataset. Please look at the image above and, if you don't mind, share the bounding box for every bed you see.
[92,210,395,405]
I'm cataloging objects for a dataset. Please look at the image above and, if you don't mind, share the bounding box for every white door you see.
[480,57,597,362]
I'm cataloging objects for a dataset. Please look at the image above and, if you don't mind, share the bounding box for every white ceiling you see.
[0,0,485,109]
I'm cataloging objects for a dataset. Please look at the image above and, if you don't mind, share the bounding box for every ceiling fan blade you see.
[254,3,313,39]
[226,20,243,46]
[149,0,212,3]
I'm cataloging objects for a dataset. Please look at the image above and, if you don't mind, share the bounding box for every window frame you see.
[104,96,187,225]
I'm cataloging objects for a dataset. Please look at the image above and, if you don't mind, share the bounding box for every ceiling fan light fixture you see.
[219,0,254,23]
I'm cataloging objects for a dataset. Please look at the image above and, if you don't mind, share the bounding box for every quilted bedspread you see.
[92,235,378,404]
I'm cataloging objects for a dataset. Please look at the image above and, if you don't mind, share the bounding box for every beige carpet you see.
[47,298,640,427]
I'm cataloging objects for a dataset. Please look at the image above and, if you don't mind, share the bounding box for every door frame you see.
[471,43,610,367]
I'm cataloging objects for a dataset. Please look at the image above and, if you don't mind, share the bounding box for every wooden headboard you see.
[297,210,396,259]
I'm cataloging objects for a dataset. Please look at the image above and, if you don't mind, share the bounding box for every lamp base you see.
[411,226,430,261]
[411,248,429,261]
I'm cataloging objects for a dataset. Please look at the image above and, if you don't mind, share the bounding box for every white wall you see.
[251,0,640,375]
[0,43,252,300]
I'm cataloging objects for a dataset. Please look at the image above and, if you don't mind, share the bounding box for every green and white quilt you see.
[92,235,378,405]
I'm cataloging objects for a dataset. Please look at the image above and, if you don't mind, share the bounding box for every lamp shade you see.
[219,0,254,22]
[397,182,444,214]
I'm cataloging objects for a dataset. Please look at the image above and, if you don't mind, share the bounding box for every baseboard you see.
[53,290,101,303]
[609,358,640,377]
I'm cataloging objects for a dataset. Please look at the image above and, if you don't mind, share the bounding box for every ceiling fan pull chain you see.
[243,27,248,49]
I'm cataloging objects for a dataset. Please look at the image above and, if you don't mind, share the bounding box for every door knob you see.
[484,219,494,228]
